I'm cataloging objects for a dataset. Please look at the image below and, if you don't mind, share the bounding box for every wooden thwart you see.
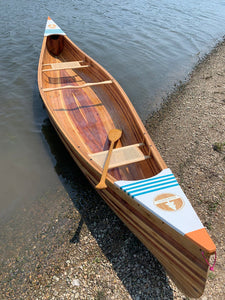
[42,61,90,72]
[90,143,150,169]
[42,80,113,92]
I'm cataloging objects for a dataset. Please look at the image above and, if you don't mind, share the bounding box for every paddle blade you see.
[108,129,122,142]
[96,181,107,190]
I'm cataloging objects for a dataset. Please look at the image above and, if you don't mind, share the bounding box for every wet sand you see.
[1,40,225,299]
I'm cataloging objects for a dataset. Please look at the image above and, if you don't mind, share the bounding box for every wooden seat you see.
[42,61,90,72]
[89,143,150,169]
[42,80,113,92]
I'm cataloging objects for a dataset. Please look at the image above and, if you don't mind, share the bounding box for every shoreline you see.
[1,40,225,299]
[145,39,225,299]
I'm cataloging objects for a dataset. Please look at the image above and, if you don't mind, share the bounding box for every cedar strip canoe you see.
[38,17,216,298]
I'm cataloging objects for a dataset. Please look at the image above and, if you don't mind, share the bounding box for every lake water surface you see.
[1,0,225,220]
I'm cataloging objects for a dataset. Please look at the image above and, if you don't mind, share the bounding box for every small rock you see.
[66,260,70,266]
[53,275,59,282]
[71,279,80,286]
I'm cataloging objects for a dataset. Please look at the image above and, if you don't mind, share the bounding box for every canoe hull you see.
[48,112,210,298]
[38,17,216,298]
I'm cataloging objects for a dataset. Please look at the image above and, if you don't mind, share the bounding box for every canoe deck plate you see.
[115,168,204,236]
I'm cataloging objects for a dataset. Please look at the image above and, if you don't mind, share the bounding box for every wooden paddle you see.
[96,129,122,189]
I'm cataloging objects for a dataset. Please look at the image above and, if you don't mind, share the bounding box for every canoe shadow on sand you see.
[41,117,174,299]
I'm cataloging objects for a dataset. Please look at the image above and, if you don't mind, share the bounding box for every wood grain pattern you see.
[38,25,216,298]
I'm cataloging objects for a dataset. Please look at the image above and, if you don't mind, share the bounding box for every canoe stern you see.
[44,16,66,37]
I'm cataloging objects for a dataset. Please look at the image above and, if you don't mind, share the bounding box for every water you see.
[1,0,225,219]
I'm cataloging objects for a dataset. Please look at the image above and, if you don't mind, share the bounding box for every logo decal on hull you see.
[48,24,57,29]
[154,193,184,211]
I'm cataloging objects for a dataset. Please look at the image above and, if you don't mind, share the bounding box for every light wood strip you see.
[42,65,90,72]
[42,61,83,67]
[42,80,113,92]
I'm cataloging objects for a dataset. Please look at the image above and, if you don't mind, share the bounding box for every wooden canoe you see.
[38,17,216,298]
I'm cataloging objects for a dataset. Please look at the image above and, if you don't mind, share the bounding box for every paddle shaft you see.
[96,129,122,189]
[96,141,115,189]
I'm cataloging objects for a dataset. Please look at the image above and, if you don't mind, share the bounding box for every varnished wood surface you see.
[38,32,215,298]
[38,35,166,180]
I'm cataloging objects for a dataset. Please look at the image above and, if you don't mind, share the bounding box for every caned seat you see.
[89,143,150,169]
[42,61,90,72]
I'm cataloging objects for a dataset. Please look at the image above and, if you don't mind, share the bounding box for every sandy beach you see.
[1,40,225,299]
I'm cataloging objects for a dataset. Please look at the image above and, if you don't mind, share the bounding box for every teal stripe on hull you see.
[124,177,176,192]
[44,29,65,36]
[121,173,175,189]
[131,183,179,197]
[119,173,179,198]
